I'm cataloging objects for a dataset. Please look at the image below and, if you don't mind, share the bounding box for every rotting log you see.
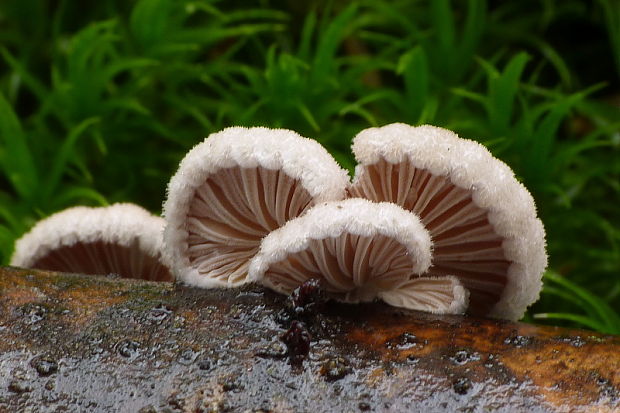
[0,266,619,412]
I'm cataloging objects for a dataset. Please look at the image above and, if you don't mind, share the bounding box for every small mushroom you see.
[349,123,547,320]
[163,126,349,288]
[10,203,172,281]
[249,198,469,313]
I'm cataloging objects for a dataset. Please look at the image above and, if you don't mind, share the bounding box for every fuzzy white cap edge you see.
[163,126,351,287]
[352,123,548,320]
[248,198,433,290]
[10,203,168,269]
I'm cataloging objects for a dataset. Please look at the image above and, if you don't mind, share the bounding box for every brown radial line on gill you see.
[378,159,396,202]
[193,167,313,231]
[349,161,423,209]
[366,233,398,269]
[190,170,265,237]
[264,251,322,293]
[186,218,258,248]
[337,233,356,279]
[219,167,256,220]
[185,167,314,276]
[349,233,409,288]
[273,167,292,224]
[342,233,412,289]
[390,279,457,308]
[32,241,172,282]
[268,257,316,289]
[431,218,498,245]
[185,232,256,283]
[258,168,286,228]
[364,236,413,285]
[351,235,374,287]
[421,192,480,233]
[249,167,278,230]
[351,159,512,312]
[331,233,354,282]
[431,267,506,292]
[284,176,315,221]
[353,162,381,201]
[251,167,314,230]
[199,255,249,284]
[309,237,355,291]
[425,265,505,315]
[265,232,414,300]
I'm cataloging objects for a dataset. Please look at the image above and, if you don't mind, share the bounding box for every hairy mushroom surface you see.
[10,203,172,281]
[349,123,547,320]
[164,127,350,288]
[249,199,468,314]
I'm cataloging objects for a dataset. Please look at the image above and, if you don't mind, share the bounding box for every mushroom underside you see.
[29,240,172,281]
[258,230,464,313]
[378,276,469,314]
[350,159,510,315]
[186,166,314,285]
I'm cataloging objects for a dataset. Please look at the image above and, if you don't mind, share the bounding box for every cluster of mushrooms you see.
[11,124,547,320]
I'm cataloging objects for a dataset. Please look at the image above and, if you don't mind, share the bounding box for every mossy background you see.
[1,0,619,332]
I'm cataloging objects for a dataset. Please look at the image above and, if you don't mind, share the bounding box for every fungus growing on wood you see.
[163,126,349,288]
[10,203,172,281]
[249,198,469,314]
[348,123,547,320]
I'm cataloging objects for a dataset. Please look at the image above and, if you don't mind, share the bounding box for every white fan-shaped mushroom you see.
[249,199,467,313]
[10,203,172,281]
[349,123,547,320]
[163,126,350,288]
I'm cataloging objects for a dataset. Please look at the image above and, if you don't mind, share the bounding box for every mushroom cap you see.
[249,198,440,309]
[350,123,547,320]
[163,126,350,288]
[10,203,172,281]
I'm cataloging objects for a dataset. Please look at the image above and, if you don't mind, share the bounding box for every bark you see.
[0,266,618,412]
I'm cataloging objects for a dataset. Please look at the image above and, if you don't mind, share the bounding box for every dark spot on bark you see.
[116,339,140,358]
[148,304,172,323]
[256,340,288,359]
[453,377,472,395]
[8,380,33,393]
[168,392,185,409]
[386,332,418,350]
[16,303,47,324]
[504,333,532,348]
[222,379,242,392]
[450,349,479,365]
[358,402,371,411]
[321,357,351,382]
[289,279,325,318]
[31,356,58,376]
[280,320,311,365]
[197,358,212,371]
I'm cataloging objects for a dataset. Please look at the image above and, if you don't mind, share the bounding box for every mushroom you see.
[10,203,172,281]
[163,126,350,288]
[348,123,547,320]
[249,198,469,314]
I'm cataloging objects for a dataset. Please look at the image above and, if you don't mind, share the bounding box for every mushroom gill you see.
[349,123,547,320]
[10,203,172,281]
[379,276,469,315]
[250,199,467,314]
[163,126,350,288]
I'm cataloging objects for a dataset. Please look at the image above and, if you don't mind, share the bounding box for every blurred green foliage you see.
[0,0,619,331]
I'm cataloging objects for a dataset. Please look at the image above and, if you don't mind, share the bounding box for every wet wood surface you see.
[0,266,619,412]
